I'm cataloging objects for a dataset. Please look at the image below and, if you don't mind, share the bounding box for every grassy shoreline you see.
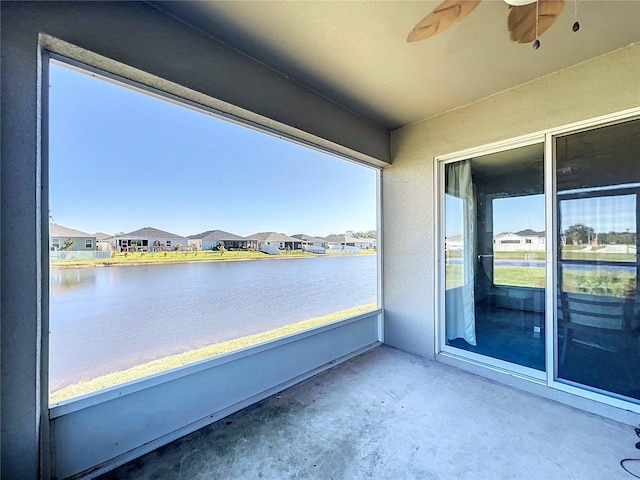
[50,302,378,404]
[50,249,376,268]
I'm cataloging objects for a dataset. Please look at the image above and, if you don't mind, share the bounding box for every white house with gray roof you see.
[245,232,302,254]
[292,234,327,253]
[187,229,247,250]
[494,230,545,252]
[112,227,189,252]
[323,234,362,253]
[354,237,376,249]
[49,223,97,252]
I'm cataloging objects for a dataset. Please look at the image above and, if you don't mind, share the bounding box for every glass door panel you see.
[556,119,640,400]
[444,143,546,370]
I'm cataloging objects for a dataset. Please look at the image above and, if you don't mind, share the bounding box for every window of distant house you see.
[48,59,379,404]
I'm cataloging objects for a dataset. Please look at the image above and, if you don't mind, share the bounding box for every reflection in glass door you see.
[556,119,640,400]
[444,143,546,371]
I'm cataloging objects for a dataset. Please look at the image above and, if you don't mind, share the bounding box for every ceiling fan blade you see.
[407,0,481,43]
[504,0,537,6]
[508,0,564,44]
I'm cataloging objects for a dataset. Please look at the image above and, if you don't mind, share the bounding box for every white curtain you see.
[445,160,477,346]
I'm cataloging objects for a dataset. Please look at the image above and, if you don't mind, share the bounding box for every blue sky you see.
[493,194,545,234]
[49,61,377,237]
[560,194,636,234]
[446,194,545,237]
[446,192,636,237]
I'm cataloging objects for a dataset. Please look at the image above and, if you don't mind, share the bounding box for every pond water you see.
[49,255,378,391]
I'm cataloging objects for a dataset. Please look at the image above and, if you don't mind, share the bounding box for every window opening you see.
[48,59,379,404]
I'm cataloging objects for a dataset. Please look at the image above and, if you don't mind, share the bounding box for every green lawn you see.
[50,302,378,404]
[449,263,635,297]
[51,248,375,268]
[445,264,463,290]
[561,251,636,262]
[562,270,635,297]
[494,251,546,261]
[494,266,546,288]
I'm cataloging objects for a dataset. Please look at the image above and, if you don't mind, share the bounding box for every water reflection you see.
[50,268,96,293]
[49,256,377,393]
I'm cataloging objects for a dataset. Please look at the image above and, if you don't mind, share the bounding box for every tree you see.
[564,224,595,245]
[61,238,74,251]
[217,241,226,255]
[344,230,377,239]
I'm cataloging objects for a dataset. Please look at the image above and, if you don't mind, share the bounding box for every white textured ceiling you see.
[153,1,640,130]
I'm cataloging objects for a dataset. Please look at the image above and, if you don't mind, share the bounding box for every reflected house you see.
[245,232,302,254]
[112,226,189,252]
[49,223,96,252]
[323,234,362,253]
[493,229,545,252]
[292,233,327,253]
[94,232,114,254]
[187,229,247,250]
[355,237,376,249]
[445,234,464,251]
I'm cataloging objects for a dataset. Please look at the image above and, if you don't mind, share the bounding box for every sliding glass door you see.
[439,115,640,405]
[443,142,546,372]
[555,119,640,400]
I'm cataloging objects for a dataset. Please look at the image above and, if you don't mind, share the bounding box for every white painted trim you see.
[434,155,444,356]
[376,169,384,343]
[436,350,546,384]
[436,133,546,164]
[438,347,546,382]
[545,107,640,137]
[544,132,556,386]
[550,378,640,414]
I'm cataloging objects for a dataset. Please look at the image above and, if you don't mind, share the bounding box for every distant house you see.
[245,232,302,254]
[112,227,189,252]
[323,234,362,253]
[445,234,464,251]
[493,230,545,252]
[187,230,247,250]
[94,232,114,254]
[49,223,96,252]
[354,237,376,249]
[292,234,327,253]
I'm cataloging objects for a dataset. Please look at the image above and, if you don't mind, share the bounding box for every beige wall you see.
[383,43,640,358]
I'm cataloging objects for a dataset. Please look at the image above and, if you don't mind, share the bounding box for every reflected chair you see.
[559,291,635,365]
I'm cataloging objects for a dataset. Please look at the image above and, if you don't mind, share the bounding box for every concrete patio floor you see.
[99,345,640,479]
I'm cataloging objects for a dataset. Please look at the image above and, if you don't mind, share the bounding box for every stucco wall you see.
[383,43,640,358]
